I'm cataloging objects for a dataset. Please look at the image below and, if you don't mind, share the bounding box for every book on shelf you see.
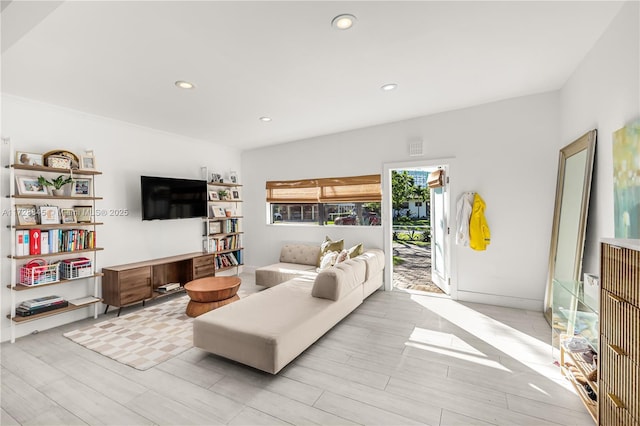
[20,295,64,308]
[157,283,181,292]
[68,296,100,306]
[15,230,26,256]
[16,300,69,316]
[29,229,41,255]
[40,232,49,255]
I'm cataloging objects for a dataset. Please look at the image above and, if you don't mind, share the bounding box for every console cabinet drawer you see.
[121,285,152,305]
[600,381,637,426]
[601,290,640,364]
[193,255,214,279]
[601,243,640,307]
[102,266,151,307]
[600,334,640,421]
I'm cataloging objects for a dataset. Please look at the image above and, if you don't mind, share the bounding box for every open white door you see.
[430,167,450,294]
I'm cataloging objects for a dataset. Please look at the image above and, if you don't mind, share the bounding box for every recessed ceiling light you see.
[175,80,195,89]
[331,14,356,30]
[381,83,398,91]
[259,116,272,122]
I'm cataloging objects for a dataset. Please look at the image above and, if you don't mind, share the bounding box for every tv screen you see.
[141,176,207,221]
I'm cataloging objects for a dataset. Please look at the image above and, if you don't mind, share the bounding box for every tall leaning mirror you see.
[543,130,597,323]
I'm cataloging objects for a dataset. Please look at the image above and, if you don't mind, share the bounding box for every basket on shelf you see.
[60,257,92,279]
[19,259,60,286]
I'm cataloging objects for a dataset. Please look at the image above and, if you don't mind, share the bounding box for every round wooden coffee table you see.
[184,276,241,317]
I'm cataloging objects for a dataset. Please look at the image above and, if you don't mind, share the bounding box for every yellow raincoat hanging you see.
[469,193,490,251]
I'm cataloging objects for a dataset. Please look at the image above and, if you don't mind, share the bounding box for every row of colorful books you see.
[15,229,96,256]
[215,251,242,269]
[211,234,242,252]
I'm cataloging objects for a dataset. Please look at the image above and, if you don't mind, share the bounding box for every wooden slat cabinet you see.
[600,239,640,426]
[101,252,216,313]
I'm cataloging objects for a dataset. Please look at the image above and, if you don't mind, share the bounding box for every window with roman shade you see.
[266,174,381,226]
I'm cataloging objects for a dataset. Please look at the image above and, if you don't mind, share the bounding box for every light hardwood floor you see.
[1,273,592,425]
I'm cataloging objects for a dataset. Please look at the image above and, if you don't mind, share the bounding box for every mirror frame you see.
[543,130,597,321]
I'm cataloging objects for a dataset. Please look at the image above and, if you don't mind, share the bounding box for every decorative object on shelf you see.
[225,209,233,217]
[39,206,60,224]
[218,190,230,200]
[16,176,48,195]
[211,206,226,218]
[16,152,43,166]
[19,259,60,286]
[72,178,92,197]
[229,171,238,184]
[43,149,79,169]
[60,208,77,224]
[209,221,222,234]
[232,190,240,200]
[80,153,97,171]
[211,173,222,183]
[37,175,73,196]
[73,206,92,223]
[15,204,38,225]
[209,191,219,201]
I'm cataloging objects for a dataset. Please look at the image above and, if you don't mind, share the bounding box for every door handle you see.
[607,393,625,409]
[608,293,624,303]
[608,344,627,356]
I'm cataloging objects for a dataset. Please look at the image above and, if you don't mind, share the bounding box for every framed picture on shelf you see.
[72,178,92,197]
[15,205,38,225]
[16,176,48,196]
[229,171,238,184]
[211,206,226,218]
[209,191,219,201]
[79,155,97,170]
[39,206,60,225]
[15,152,43,167]
[209,221,222,234]
[211,173,222,183]
[232,190,240,200]
[73,206,93,223]
[60,208,77,224]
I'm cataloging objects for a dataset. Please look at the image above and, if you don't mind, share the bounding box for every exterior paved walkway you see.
[393,242,444,294]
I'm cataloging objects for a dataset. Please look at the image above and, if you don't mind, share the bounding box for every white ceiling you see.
[1,1,624,150]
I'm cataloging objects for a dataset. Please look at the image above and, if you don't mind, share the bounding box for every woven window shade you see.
[318,175,381,202]
[266,179,319,202]
[266,175,381,203]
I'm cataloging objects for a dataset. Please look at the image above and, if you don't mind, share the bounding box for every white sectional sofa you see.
[193,243,384,374]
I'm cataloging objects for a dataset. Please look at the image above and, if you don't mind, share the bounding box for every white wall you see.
[560,1,640,276]
[1,95,240,341]
[243,91,561,310]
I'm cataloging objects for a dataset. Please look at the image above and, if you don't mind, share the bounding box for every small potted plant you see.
[38,175,73,196]
[218,190,229,200]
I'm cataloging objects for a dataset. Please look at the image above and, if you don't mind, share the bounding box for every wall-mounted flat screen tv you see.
[141,176,207,220]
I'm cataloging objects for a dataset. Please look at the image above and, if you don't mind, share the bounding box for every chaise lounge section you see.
[193,244,384,374]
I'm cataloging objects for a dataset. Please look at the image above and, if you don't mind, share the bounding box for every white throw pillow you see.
[335,249,349,264]
[318,250,338,271]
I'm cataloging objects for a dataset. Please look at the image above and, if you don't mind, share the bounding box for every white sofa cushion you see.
[279,243,320,266]
[193,277,362,374]
[255,262,317,288]
[312,259,365,301]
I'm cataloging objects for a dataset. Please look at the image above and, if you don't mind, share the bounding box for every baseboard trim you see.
[456,290,543,311]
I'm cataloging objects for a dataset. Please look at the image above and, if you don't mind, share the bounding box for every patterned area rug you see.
[64,296,195,370]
